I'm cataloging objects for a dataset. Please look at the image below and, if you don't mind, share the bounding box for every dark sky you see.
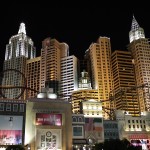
[0,3,150,71]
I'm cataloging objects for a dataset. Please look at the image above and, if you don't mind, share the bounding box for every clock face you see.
[46,131,52,137]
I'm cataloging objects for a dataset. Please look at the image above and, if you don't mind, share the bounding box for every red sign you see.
[129,134,148,139]
[36,113,62,126]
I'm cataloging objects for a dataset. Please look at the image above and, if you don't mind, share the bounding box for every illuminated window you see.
[82,79,87,84]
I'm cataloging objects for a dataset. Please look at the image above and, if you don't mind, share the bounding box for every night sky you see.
[0,3,150,71]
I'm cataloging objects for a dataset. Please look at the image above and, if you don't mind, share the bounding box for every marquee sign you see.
[36,113,62,126]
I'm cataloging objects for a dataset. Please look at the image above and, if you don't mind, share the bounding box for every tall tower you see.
[111,50,140,116]
[128,16,150,112]
[26,56,41,98]
[2,22,36,99]
[40,38,69,94]
[60,55,79,100]
[85,37,113,119]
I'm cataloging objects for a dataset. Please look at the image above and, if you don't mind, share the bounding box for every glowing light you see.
[18,22,26,34]
[0,148,6,150]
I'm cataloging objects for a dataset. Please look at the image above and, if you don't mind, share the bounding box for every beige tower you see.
[111,50,140,116]
[40,38,69,94]
[128,16,150,112]
[26,56,41,98]
[85,37,113,119]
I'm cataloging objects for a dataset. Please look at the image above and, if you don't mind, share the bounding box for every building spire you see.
[131,15,140,31]
[129,15,145,43]
[18,22,26,34]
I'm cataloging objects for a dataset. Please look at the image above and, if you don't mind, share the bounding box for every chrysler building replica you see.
[128,16,150,112]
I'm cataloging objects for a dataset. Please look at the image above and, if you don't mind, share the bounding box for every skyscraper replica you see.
[60,55,78,100]
[40,38,69,94]
[111,50,140,116]
[85,37,113,119]
[2,23,36,99]
[128,16,150,112]
[26,56,41,98]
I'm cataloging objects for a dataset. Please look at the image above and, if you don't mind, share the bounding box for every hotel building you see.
[128,16,150,112]
[85,37,113,119]
[111,50,140,116]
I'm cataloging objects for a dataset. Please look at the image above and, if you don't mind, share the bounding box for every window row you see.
[0,103,25,112]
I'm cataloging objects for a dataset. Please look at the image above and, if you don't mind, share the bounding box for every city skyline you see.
[0,5,150,71]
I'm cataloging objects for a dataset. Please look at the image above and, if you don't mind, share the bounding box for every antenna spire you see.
[18,22,26,34]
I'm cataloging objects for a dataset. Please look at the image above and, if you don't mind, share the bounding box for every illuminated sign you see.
[36,113,62,126]
[129,134,148,139]
[0,115,23,145]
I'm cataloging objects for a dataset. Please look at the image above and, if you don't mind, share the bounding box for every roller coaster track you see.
[0,69,39,99]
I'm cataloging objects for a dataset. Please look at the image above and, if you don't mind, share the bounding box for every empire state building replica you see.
[1,23,36,99]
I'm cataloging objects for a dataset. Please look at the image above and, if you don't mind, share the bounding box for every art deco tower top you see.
[129,15,145,43]
[131,15,140,31]
[18,22,26,34]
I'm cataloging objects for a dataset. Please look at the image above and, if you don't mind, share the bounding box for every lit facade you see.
[129,15,145,43]
[82,100,104,143]
[128,16,150,112]
[71,70,98,113]
[25,98,72,150]
[0,99,26,149]
[72,90,98,113]
[60,55,78,100]
[26,56,41,98]
[115,110,150,150]
[72,114,89,149]
[2,23,36,99]
[82,100,103,118]
[111,50,140,116]
[40,38,69,94]
[78,70,92,90]
[85,37,113,119]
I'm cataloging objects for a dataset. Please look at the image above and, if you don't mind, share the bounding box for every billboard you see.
[36,113,62,126]
[0,115,23,145]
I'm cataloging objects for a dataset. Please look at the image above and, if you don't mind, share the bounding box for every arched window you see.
[72,117,77,122]
[78,117,83,122]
